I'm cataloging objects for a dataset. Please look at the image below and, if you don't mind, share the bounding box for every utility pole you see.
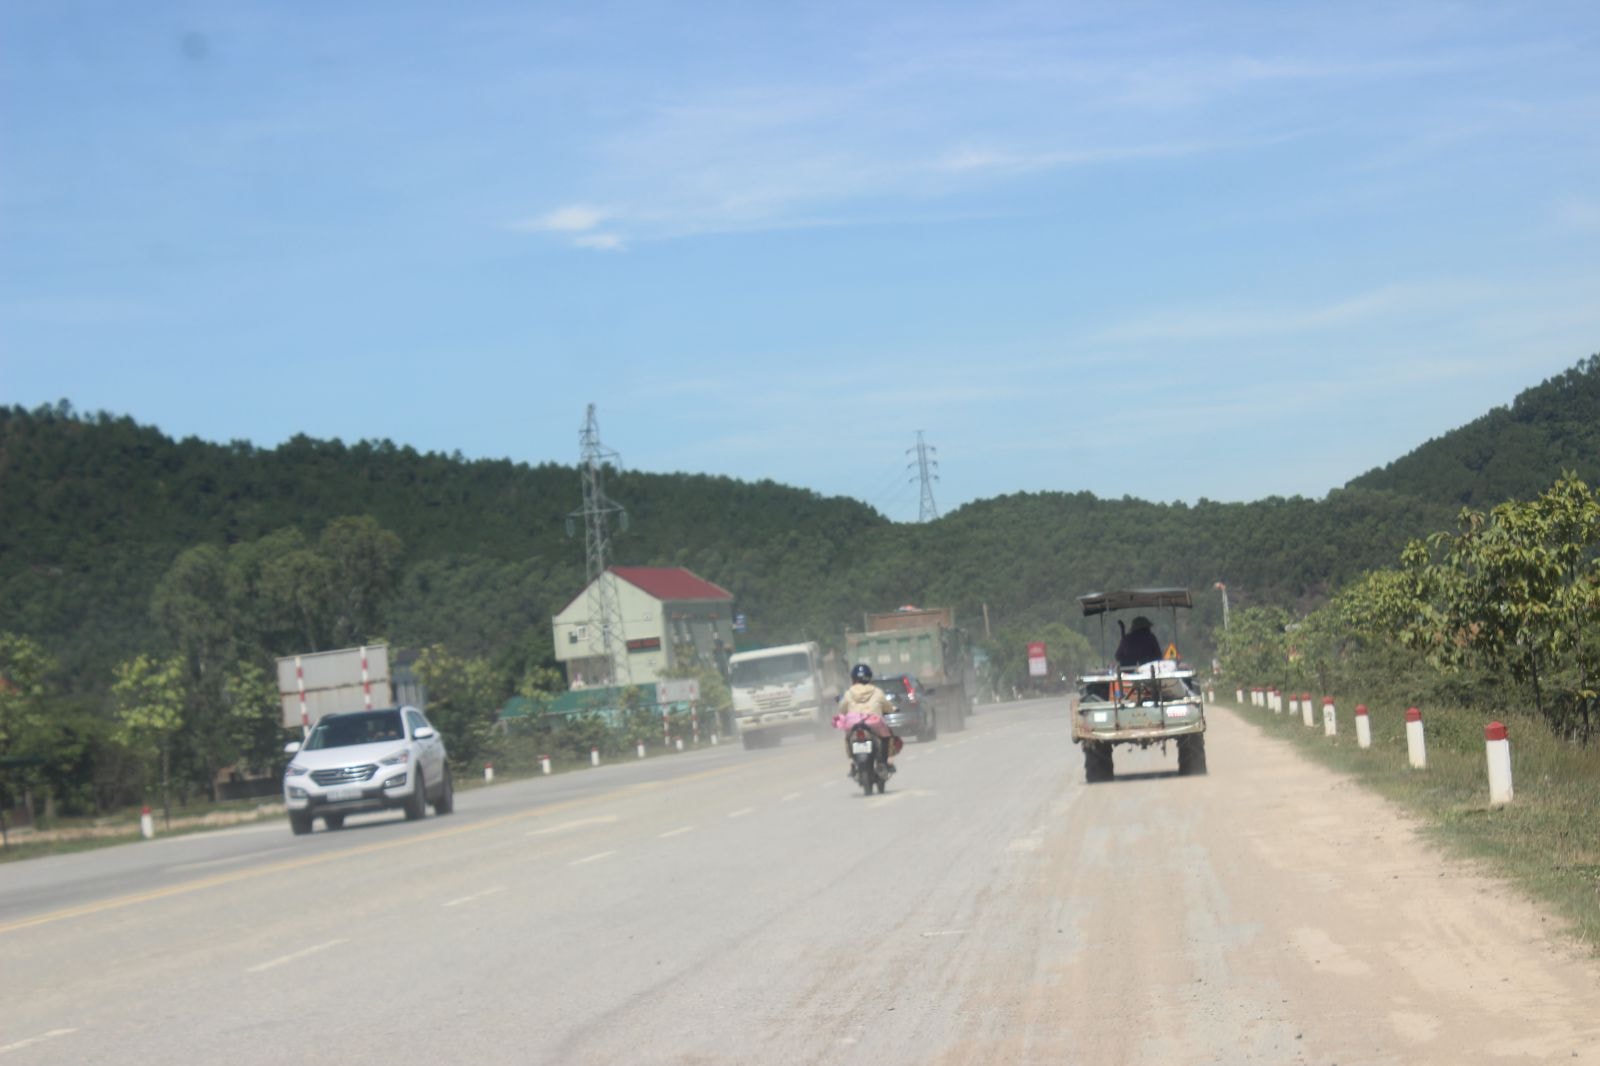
[908,430,940,523]
[1213,582,1230,631]
[570,404,630,685]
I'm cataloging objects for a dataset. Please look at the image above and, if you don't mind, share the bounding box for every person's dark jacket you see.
[1115,627,1162,667]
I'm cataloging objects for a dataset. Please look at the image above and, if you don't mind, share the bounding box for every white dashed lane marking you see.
[247,938,348,974]
[0,1029,78,1055]
[727,807,755,819]
[526,815,620,837]
[658,826,694,839]
[570,851,617,866]
[444,886,508,908]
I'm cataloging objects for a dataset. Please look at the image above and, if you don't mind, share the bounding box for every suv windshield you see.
[305,710,405,750]
[730,653,812,687]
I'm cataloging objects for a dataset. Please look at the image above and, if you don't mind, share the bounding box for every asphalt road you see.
[3,699,1598,1064]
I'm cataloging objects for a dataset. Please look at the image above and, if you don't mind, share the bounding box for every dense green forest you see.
[1346,354,1600,506]
[2,354,1596,816]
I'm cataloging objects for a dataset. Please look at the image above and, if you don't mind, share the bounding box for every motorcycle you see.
[846,722,894,795]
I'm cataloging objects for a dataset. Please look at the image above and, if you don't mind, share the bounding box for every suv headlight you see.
[286,763,307,776]
[379,749,410,766]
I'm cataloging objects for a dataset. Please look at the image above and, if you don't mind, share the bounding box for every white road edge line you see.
[920,930,967,938]
[247,938,348,974]
[727,807,755,819]
[780,791,802,802]
[570,851,617,866]
[0,1029,77,1055]
[658,826,695,838]
[444,886,508,908]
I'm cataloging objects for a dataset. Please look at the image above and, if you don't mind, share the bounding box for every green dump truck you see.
[845,607,975,734]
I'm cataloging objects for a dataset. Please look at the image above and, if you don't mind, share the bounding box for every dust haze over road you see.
[3,700,1597,1064]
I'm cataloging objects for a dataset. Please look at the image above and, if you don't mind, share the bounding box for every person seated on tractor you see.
[1115,615,1163,667]
[834,663,900,774]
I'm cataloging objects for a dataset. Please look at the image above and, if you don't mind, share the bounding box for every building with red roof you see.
[552,567,736,688]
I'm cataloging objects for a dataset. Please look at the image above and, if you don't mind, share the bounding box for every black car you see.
[873,674,936,742]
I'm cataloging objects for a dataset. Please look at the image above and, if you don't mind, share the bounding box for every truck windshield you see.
[730,653,812,688]
[305,710,404,749]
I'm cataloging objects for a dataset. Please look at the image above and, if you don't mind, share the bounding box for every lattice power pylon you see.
[570,403,630,684]
[909,430,940,523]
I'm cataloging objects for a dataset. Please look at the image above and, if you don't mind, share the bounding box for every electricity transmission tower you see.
[909,431,940,523]
[569,403,630,684]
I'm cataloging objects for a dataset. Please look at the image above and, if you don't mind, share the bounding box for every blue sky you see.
[3,2,1597,521]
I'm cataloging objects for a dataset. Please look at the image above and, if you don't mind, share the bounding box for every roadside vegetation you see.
[1220,471,1600,949]
[2,354,1596,855]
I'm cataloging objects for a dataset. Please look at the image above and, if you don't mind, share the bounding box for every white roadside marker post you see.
[1485,721,1513,806]
[1288,693,1299,717]
[1355,704,1372,749]
[1236,688,1245,704]
[1323,697,1337,737]
[1302,692,1316,728]
[140,805,155,840]
[637,742,646,759]
[1406,707,1427,769]
[675,737,684,752]
[591,746,600,767]
[484,762,494,784]
[540,754,551,775]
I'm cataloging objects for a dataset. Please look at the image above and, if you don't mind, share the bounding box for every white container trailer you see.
[276,645,393,730]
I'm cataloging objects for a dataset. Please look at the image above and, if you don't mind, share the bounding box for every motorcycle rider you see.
[836,663,899,775]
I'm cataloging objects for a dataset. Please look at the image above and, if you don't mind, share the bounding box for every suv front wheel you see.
[433,766,454,815]
[404,771,428,821]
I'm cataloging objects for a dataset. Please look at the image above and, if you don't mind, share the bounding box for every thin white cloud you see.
[573,232,624,251]
[1095,281,1494,344]
[513,204,608,233]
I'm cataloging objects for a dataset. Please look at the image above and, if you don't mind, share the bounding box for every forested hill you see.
[0,404,884,681]
[4,357,1591,688]
[1346,354,1600,507]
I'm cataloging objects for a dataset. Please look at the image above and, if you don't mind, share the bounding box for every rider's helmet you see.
[850,663,873,683]
[1130,616,1154,631]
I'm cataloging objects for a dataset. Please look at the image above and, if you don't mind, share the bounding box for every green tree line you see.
[1219,473,1600,743]
[4,356,1597,820]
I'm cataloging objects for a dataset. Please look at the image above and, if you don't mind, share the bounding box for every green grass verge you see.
[1228,695,1600,952]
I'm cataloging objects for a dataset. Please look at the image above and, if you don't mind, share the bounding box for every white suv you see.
[283,706,453,835]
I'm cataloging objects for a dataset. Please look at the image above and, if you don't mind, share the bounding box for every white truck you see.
[276,644,393,730]
[727,642,829,749]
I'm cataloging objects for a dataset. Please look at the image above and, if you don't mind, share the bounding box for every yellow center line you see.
[0,762,744,936]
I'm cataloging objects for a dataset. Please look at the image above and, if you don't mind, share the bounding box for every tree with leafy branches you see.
[413,644,507,771]
[1420,474,1600,740]
[111,654,186,826]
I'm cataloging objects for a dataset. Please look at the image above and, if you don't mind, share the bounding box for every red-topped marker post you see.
[1301,693,1316,728]
[1485,721,1513,806]
[1406,707,1427,769]
[1323,696,1337,737]
[1355,704,1372,749]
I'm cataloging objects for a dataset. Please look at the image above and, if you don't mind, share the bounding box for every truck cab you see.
[727,642,827,749]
